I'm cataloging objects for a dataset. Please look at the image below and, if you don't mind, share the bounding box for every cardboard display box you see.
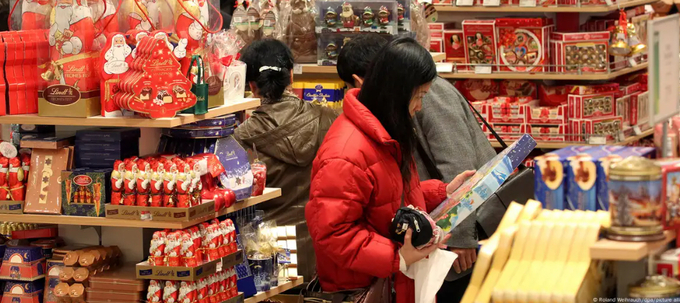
[106,201,215,222]
[136,250,240,281]
[0,200,24,214]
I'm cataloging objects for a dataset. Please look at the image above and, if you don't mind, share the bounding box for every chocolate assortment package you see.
[75,128,140,168]
[214,136,253,200]
[24,148,71,214]
[61,168,112,217]
[0,246,45,280]
[430,134,536,233]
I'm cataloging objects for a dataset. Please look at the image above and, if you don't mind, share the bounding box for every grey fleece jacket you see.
[413,77,497,281]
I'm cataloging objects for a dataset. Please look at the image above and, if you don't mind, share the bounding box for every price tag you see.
[140,210,152,221]
[633,125,642,135]
[456,0,474,6]
[293,64,302,75]
[474,66,492,74]
[519,0,536,7]
[483,0,500,6]
[588,136,606,145]
[436,63,454,73]
[0,142,17,159]
[617,131,626,142]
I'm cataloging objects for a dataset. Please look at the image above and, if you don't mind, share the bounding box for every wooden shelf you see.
[299,52,446,75]
[590,230,676,261]
[244,278,305,303]
[439,62,648,80]
[217,188,282,217]
[434,0,657,12]
[0,187,280,229]
[489,128,654,149]
[222,293,245,303]
[0,98,260,128]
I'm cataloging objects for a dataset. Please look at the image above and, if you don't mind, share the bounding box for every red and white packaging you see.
[567,92,617,119]
[147,280,162,302]
[630,91,650,127]
[181,230,199,267]
[551,31,610,74]
[618,83,642,97]
[455,79,498,101]
[178,281,197,303]
[196,278,208,303]
[443,30,465,66]
[165,230,182,267]
[469,101,488,123]
[566,83,619,96]
[526,104,568,125]
[571,116,624,141]
[487,101,534,124]
[462,20,498,69]
[149,230,167,266]
[495,18,554,72]
[499,80,537,99]
[616,94,631,126]
[538,84,567,106]
[206,223,222,261]
[429,38,443,53]
[163,281,178,303]
[523,124,567,141]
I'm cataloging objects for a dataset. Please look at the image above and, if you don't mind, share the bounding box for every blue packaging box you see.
[565,146,628,211]
[75,128,141,143]
[214,136,253,201]
[593,146,656,211]
[534,146,593,210]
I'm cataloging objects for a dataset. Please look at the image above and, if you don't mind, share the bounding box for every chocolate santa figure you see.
[147,280,162,302]
[0,157,9,200]
[136,158,151,206]
[150,160,164,207]
[286,0,316,62]
[21,0,53,30]
[176,164,191,208]
[187,159,202,206]
[8,157,25,201]
[91,0,119,50]
[45,0,97,90]
[340,2,357,28]
[111,160,124,204]
[163,281,178,303]
[122,160,138,205]
[149,230,166,265]
[130,30,149,58]
[165,231,182,266]
[100,33,133,117]
[162,160,177,207]
[103,34,132,75]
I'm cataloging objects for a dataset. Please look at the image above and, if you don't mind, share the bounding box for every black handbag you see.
[390,205,435,248]
[415,100,535,238]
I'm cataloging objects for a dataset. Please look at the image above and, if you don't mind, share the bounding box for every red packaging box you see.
[481,123,523,141]
[495,18,554,72]
[565,83,619,95]
[444,30,466,65]
[526,104,568,125]
[433,0,454,4]
[551,31,610,74]
[571,116,624,142]
[455,79,498,101]
[428,23,456,31]
[618,83,642,97]
[469,101,489,123]
[431,31,444,39]
[538,84,567,106]
[630,91,649,127]
[462,20,497,69]
[430,38,444,53]
[0,246,45,281]
[11,226,58,240]
[0,34,6,116]
[567,92,617,119]
[523,124,567,141]
[499,80,537,99]
[660,160,680,229]
[488,101,532,124]
[616,94,631,126]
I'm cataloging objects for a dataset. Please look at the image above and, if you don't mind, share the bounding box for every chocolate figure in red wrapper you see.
[8,157,25,201]
[178,281,197,303]
[0,157,9,200]
[149,230,166,266]
[21,0,52,30]
[165,231,182,266]
[174,0,203,72]
[122,160,138,205]
[180,231,198,266]
[163,281,178,303]
[91,0,119,50]
[111,160,124,205]
[136,158,151,206]
[163,159,178,207]
[147,279,162,302]
[150,160,164,207]
[20,153,30,181]
[176,161,191,208]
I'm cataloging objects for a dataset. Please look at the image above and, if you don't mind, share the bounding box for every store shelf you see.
[222,294,245,303]
[0,98,260,128]
[244,278,305,303]
[590,230,676,261]
[489,128,654,149]
[217,188,282,217]
[439,62,648,80]
[299,52,446,75]
[0,188,280,229]
[433,0,657,12]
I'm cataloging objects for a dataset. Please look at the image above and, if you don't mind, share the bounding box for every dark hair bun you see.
[256,68,291,100]
[240,39,295,102]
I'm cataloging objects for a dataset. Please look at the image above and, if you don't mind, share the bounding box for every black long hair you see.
[357,37,437,185]
[240,39,294,103]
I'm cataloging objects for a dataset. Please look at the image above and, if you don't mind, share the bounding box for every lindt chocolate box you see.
[526,104,567,125]
[568,92,617,119]
[551,31,610,74]
[630,91,650,127]
[214,136,253,200]
[462,20,498,69]
[3,281,43,303]
[570,116,624,142]
[0,246,45,281]
[61,168,111,217]
[487,101,531,124]
[187,114,237,128]
[523,124,567,141]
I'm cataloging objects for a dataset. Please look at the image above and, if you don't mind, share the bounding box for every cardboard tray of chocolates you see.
[0,200,24,214]
[136,249,242,281]
[105,200,215,222]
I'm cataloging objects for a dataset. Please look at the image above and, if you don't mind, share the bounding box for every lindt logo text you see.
[49,87,73,95]
[149,59,173,67]
[155,270,175,276]
[122,209,139,216]
[65,65,87,72]
[152,211,170,217]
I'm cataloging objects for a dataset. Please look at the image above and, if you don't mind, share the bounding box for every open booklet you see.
[429,134,536,233]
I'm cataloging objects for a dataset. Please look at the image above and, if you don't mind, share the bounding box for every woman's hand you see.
[446,170,476,195]
[449,247,477,273]
[399,229,451,266]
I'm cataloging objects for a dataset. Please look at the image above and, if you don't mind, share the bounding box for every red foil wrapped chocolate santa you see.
[21,0,52,30]
[0,157,9,200]
[136,158,151,206]
[111,160,124,205]
[8,157,25,201]
[122,160,137,205]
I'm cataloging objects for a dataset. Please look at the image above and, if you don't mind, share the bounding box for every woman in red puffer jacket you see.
[305,37,474,303]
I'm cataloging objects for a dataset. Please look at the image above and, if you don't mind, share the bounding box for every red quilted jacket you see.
[306,89,448,303]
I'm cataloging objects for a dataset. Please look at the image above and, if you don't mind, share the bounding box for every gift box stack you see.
[458,71,649,143]
[315,0,411,65]
[534,145,654,211]
[159,115,239,156]
[85,266,146,303]
[74,128,140,169]
[0,246,45,303]
[291,80,346,111]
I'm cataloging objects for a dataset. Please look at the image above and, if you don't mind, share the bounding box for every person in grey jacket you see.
[337,34,497,302]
